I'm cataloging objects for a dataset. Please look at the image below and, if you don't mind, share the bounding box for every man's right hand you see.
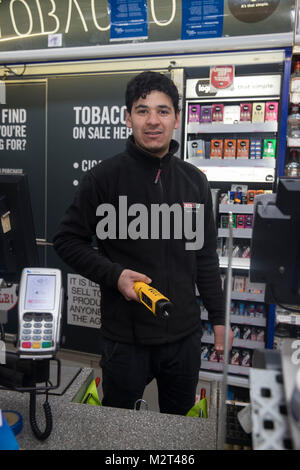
[117,269,152,302]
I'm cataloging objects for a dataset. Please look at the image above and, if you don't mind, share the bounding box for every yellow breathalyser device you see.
[133,282,173,319]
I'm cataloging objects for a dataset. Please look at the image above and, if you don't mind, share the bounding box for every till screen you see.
[24,274,56,310]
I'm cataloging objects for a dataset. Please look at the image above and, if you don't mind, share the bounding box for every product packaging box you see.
[252,102,265,122]
[237,139,249,158]
[244,214,253,228]
[220,214,229,228]
[187,139,206,158]
[200,105,212,123]
[249,138,262,159]
[265,101,278,121]
[223,105,240,124]
[231,349,241,366]
[241,350,252,367]
[188,104,201,123]
[236,214,245,228]
[210,139,223,158]
[233,275,246,292]
[262,139,276,158]
[240,103,252,122]
[223,139,236,158]
[247,190,256,204]
[212,103,224,122]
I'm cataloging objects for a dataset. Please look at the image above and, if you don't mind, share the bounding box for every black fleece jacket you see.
[53,136,225,345]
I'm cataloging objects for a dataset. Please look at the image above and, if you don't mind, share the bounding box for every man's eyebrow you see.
[133,104,172,110]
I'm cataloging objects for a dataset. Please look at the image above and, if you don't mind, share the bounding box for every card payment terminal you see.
[17,268,63,359]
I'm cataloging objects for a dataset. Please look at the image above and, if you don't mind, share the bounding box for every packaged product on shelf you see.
[232,214,237,228]
[233,275,246,293]
[241,245,251,258]
[201,345,211,361]
[250,327,257,341]
[200,105,212,123]
[220,214,229,228]
[223,105,240,124]
[236,214,245,228]
[240,103,252,122]
[238,302,246,316]
[212,103,224,122]
[188,104,201,123]
[241,326,252,340]
[241,350,252,367]
[188,139,206,158]
[232,325,241,339]
[265,102,278,121]
[224,139,236,158]
[219,192,229,204]
[246,303,256,317]
[247,190,256,204]
[210,139,223,157]
[249,138,262,159]
[262,138,276,158]
[229,190,235,203]
[252,102,265,122]
[231,301,236,314]
[256,328,265,342]
[209,348,220,362]
[203,321,213,336]
[231,184,248,193]
[234,191,242,204]
[237,139,250,158]
[232,245,241,257]
[255,304,265,318]
[230,349,241,365]
[241,192,248,204]
[244,215,253,229]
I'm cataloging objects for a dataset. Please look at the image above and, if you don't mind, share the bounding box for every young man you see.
[53,71,233,415]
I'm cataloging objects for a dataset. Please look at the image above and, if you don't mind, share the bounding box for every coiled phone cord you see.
[29,388,53,441]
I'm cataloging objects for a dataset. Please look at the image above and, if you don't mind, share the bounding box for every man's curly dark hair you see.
[125,71,180,114]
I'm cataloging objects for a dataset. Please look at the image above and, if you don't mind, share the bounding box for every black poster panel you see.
[0,80,46,334]
[47,72,137,354]
[0,81,46,238]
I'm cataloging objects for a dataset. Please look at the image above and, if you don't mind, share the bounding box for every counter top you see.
[0,366,218,450]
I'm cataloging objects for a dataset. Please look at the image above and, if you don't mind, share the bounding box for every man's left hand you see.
[213,324,234,356]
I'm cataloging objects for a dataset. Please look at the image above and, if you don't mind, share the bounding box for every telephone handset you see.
[17,268,63,359]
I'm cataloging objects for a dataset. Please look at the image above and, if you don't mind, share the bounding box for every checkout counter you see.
[0,363,219,450]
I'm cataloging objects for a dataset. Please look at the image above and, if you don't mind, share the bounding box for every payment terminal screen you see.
[24,275,56,310]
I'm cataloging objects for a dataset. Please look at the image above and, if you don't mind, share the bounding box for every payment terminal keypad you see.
[20,312,54,351]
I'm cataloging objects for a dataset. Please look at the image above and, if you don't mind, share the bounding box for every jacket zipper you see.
[154,161,170,337]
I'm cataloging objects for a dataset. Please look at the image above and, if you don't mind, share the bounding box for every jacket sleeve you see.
[196,176,225,326]
[52,171,124,289]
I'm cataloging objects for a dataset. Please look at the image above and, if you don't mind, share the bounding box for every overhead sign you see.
[186,75,282,99]
[0,0,294,53]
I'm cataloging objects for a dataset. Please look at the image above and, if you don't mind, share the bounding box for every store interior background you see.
[0,0,300,450]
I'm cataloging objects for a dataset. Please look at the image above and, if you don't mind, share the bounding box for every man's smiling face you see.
[126,90,180,158]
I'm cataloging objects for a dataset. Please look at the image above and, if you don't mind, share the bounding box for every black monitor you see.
[250,178,300,306]
[0,172,39,284]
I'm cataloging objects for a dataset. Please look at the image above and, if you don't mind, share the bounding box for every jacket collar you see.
[126,135,179,167]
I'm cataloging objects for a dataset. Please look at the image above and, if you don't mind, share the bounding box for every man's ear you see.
[126,110,132,128]
[174,111,181,130]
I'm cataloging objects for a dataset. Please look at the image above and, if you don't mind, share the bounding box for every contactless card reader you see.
[17,268,63,359]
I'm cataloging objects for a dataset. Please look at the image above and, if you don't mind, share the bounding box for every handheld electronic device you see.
[17,268,63,359]
[134,282,173,319]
